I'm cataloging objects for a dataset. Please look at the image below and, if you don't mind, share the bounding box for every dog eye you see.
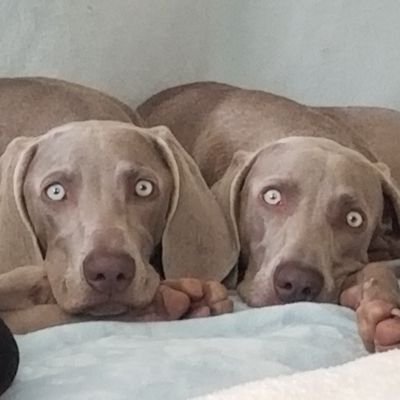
[45,183,66,201]
[135,179,154,197]
[346,211,363,228]
[262,189,282,205]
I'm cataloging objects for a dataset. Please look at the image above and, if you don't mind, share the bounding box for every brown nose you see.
[273,262,323,303]
[83,252,136,294]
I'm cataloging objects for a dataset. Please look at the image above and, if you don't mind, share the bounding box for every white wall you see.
[1,0,399,108]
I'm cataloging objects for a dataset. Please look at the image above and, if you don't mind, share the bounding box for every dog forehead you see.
[249,139,380,193]
[250,141,329,176]
[329,156,382,203]
[34,123,167,170]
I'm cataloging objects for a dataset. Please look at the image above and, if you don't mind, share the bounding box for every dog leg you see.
[0,265,55,310]
[0,273,233,331]
[0,304,81,334]
[0,266,79,334]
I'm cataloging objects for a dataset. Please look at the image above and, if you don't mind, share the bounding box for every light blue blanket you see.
[4,301,367,400]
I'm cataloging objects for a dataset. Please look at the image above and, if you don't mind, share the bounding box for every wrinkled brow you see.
[39,170,76,191]
[334,192,363,208]
[326,191,367,222]
[116,162,159,180]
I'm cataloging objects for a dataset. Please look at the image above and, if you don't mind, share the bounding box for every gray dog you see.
[138,82,400,351]
[0,78,236,333]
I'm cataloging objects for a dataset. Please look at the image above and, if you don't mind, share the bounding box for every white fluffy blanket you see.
[195,349,400,400]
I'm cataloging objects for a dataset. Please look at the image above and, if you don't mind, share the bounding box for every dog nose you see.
[83,252,136,294]
[273,262,323,303]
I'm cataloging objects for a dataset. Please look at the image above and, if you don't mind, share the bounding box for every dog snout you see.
[83,251,136,294]
[273,261,323,303]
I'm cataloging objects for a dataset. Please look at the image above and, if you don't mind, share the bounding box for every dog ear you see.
[0,137,43,274]
[369,162,400,260]
[145,126,239,283]
[210,149,260,284]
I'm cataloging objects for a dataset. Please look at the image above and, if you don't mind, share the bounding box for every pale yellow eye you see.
[45,183,66,201]
[346,211,363,228]
[263,189,282,205]
[135,180,154,197]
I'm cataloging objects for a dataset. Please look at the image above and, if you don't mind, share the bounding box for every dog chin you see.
[87,303,129,317]
[246,295,280,307]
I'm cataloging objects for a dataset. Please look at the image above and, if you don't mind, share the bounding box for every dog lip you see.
[85,302,129,317]
[239,284,281,307]
[246,296,280,307]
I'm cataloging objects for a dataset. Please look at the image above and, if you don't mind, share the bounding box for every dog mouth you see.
[77,282,159,317]
[237,278,279,307]
[85,302,129,317]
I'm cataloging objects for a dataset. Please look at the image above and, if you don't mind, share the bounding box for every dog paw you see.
[340,265,400,353]
[160,278,233,319]
[131,279,233,322]
[356,299,400,352]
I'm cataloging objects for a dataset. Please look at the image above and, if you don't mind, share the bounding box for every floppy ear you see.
[0,137,43,274]
[145,126,239,282]
[210,149,261,284]
[368,162,400,260]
